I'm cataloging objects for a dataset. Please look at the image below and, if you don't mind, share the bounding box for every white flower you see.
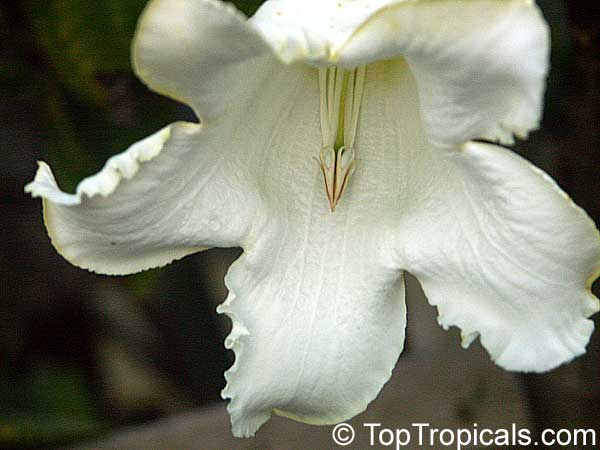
[25,0,600,438]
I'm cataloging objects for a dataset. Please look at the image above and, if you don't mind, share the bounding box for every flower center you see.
[316,66,366,212]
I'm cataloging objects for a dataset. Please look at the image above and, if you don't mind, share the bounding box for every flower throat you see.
[316,66,366,212]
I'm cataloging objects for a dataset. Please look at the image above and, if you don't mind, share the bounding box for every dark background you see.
[1,0,599,448]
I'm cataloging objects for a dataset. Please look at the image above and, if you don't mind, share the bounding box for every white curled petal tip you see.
[25,162,80,206]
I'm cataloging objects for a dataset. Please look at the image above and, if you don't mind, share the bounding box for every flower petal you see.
[394,141,600,372]
[218,221,406,437]
[26,0,298,276]
[132,0,272,121]
[250,0,396,64]
[336,0,549,145]
[342,57,598,373]
[25,122,256,275]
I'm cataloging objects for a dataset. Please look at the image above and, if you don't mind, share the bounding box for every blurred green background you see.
[1,0,599,449]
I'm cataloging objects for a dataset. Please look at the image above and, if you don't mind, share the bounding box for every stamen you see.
[332,68,345,149]
[347,65,366,150]
[316,66,366,212]
[319,69,330,148]
[334,146,356,205]
[343,69,355,148]
[317,146,336,210]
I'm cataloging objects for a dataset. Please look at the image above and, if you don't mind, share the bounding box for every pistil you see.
[317,66,366,212]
